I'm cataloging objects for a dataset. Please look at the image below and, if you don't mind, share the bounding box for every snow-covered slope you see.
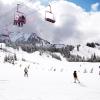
[0,43,100,100]
[71,44,100,59]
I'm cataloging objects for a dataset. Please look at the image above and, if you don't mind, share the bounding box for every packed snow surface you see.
[0,45,100,100]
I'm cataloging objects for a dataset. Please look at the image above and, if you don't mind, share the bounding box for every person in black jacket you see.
[73,71,80,83]
[24,67,28,77]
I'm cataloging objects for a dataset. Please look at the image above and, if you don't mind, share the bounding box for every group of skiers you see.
[14,15,26,27]
[24,68,80,84]
[24,66,100,84]
[23,66,80,83]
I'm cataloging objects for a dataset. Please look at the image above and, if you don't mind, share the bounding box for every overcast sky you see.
[0,0,100,44]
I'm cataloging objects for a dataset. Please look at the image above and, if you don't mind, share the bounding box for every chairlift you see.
[45,4,55,23]
[13,4,26,27]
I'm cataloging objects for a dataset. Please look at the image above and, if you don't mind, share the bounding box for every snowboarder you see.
[73,71,80,83]
[24,67,28,77]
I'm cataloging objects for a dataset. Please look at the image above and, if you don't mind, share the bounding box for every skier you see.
[24,67,28,77]
[73,71,80,83]
[99,66,100,75]
[99,70,100,75]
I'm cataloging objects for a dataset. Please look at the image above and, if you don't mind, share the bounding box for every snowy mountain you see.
[70,44,100,61]
[0,32,65,49]
[0,34,10,43]
[0,42,100,100]
[27,33,52,48]
[0,1,100,100]
[0,31,100,62]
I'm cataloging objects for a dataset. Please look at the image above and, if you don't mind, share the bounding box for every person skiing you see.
[73,71,80,83]
[99,70,100,75]
[24,67,28,77]
[99,66,100,75]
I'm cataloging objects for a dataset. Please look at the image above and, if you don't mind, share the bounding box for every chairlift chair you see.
[45,4,55,23]
[13,12,19,25]
[13,4,26,27]
[17,14,26,27]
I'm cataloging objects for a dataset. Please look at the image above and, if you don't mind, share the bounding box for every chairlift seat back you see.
[45,11,55,23]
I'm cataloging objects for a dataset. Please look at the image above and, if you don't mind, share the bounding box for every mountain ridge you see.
[0,32,100,62]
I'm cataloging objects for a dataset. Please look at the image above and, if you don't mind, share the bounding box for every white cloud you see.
[0,0,21,5]
[91,2,100,11]
[0,0,100,44]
